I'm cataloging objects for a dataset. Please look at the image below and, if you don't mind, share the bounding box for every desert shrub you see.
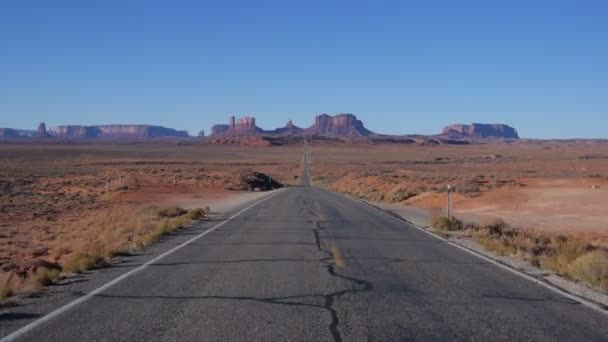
[431,216,463,231]
[106,249,132,258]
[0,282,12,299]
[146,218,187,243]
[63,253,106,274]
[185,207,210,220]
[568,251,608,289]
[157,206,187,218]
[28,267,61,288]
[385,187,418,203]
[539,235,592,273]
[468,219,606,289]
[456,178,481,196]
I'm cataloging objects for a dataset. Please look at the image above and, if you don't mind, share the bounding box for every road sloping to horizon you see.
[2,142,608,341]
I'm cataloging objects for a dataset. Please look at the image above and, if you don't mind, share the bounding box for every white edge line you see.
[1,187,289,342]
[332,189,608,317]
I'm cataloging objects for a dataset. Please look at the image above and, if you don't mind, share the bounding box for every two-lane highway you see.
[2,144,608,341]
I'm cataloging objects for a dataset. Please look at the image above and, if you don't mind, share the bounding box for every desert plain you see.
[1,139,608,295]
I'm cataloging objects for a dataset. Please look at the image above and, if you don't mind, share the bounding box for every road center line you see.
[1,188,288,342]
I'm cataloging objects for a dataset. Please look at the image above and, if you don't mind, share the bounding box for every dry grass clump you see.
[145,207,210,244]
[568,251,608,289]
[27,268,62,289]
[0,282,12,299]
[63,253,107,274]
[455,178,481,196]
[431,216,464,231]
[385,187,418,203]
[185,206,210,220]
[157,206,188,218]
[461,219,608,290]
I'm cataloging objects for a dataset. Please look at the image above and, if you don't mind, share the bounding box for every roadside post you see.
[446,184,452,219]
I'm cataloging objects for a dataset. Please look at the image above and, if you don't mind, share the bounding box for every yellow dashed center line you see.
[331,245,346,268]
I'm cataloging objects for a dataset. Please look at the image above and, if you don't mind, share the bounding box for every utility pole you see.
[446,184,452,219]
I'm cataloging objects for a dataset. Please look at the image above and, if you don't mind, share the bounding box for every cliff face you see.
[302,113,372,137]
[211,124,230,135]
[210,116,263,136]
[51,125,188,139]
[442,123,519,139]
[210,113,373,137]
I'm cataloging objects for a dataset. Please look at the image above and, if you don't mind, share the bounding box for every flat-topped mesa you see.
[211,116,263,136]
[50,125,189,139]
[0,128,21,138]
[303,113,373,137]
[442,123,519,139]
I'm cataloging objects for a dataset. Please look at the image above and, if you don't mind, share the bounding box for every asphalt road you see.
[3,144,608,341]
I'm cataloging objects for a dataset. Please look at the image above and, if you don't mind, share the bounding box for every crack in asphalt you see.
[311,211,373,342]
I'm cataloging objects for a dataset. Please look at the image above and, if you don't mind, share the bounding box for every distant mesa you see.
[210,113,371,137]
[51,124,189,139]
[302,113,372,137]
[0,128,21,138]
[1,115,521,142]
[211,116,263,136]
[441,123,519,139]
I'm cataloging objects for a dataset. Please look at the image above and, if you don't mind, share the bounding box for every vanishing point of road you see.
[1,141,608,341]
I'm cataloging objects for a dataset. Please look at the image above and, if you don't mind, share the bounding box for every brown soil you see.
[0,143,300,292]
[310,141,608,234]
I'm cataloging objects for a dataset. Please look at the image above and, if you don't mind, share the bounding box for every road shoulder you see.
[339,193,608,313]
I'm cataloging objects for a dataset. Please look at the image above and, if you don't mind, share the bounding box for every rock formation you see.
[210,116,263,136]
[211,124,230,135]
[302,113,372,137]
[51,125,189,139]
[210,113,373,137]
[0,128,21,138]
[442,123,519,139]
[267,120,304,135]
[36,122,52,138]
[226,170,283,191]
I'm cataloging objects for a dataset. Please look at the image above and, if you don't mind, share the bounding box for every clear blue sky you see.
[1,0,607,138]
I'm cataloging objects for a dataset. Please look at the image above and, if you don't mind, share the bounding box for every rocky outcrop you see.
[36,122,52,138]
[267,120,304,135]
[442,123,519,139]
[302,113,372,137]
[51,125,188,139]
[210,116,263,136]
[0,128,21,138]
[209,113,373,137]
[226,170,283,191]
